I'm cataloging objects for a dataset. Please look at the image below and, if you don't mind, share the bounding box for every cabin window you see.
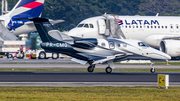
[123,43,127,47]
[125,26,127,28]
[77,24,84,27]
[84,24,89,28]
[165,26,167,29]
[154,26,156,28]
[147,26,149,28]
[177,26,179,29]
[151,26,153,28]
[140,26,142,28]
[109,42,115,49]
[129,26,131,28]
[89,24,94,28]
[171,26,173,29]
[162,26,164,28]
[158,26,160,28]
[136,26,138,28]
[117,43,121,47]
[133,26,135,28]
[138,42,149,47]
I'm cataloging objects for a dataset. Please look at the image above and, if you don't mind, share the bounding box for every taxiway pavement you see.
[0,71,179,87]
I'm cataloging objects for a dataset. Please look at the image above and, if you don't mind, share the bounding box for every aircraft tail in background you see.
[6,0,44,31]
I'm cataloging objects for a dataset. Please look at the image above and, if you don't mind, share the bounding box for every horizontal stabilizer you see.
[0,23,18,41]
[49,19,65,25]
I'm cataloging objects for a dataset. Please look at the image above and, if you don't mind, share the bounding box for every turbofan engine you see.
[160,40,180,57]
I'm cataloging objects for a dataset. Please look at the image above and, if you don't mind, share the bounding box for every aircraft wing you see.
[92,56,116,64]
[163,36,180,40]
[92,54,128,65]
[25,19,65,26]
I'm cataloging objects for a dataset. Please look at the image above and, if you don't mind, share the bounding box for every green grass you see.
[1,68,180,72]
[0,87,180,101]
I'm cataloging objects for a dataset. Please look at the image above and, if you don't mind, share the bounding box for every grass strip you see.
[0,87,179,101]
[1,68,180,72]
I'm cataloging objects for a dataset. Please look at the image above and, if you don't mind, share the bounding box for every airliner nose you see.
[67,28,78,37]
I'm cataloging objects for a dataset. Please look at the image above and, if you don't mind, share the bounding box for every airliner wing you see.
[163,36,180,40]
[25,20,65,26]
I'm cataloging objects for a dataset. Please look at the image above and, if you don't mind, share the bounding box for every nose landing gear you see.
[150,62,155,73]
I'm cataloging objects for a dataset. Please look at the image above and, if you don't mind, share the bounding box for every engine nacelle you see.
[160,40,180,57]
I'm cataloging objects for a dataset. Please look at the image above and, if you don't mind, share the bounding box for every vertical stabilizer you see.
[30,18,73,43]
[6,0,45,31]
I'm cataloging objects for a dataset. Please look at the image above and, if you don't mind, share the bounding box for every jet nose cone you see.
[165,54,171,60]
[149,48,171,60]
[157,51,171,60]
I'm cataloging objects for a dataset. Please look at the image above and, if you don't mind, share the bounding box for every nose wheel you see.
[150,62,155,73]
[87,65,95,73]
[106,67,112,73]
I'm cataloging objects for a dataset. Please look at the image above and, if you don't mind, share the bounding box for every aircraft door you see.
[170,24,174,32]
[97,19,106,35]
[176,24,179,32]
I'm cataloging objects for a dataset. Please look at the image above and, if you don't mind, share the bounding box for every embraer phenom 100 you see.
[30,18,171,73]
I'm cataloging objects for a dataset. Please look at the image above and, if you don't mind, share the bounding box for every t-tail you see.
[29,17,73,42]
[6,0,44,30]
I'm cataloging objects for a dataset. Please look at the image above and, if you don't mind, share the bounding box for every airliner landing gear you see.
[150,62,155,73]
[106,67,112,73]
[87,65,95,73]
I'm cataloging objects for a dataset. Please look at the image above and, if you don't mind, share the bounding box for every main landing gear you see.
[87,61,114,73]
[87,65,95,73]
[150,62,155,73]
[87,65,113,73]
[105,67,112,73]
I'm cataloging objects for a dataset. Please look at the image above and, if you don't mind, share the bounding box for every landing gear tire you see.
[38,51,46,59]
[150,68,155,73]
[87,65,95,73]
[106,67,112,73]
[52,53,59,59]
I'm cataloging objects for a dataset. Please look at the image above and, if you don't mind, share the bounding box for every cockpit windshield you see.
[77,23,94,28]
[77,24,84,27]
[138,42,149,47]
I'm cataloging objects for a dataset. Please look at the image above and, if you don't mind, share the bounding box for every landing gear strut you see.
[87,65,95,73]
[150,62,155,73]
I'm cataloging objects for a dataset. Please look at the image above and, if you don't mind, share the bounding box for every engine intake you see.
[160,40,180,57]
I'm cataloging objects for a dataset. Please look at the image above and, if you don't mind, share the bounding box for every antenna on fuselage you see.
[156,13,159,17]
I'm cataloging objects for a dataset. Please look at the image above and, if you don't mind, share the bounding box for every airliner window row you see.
[120,25,169,29]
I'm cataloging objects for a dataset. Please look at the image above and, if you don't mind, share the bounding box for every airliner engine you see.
[160,40,180,57]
